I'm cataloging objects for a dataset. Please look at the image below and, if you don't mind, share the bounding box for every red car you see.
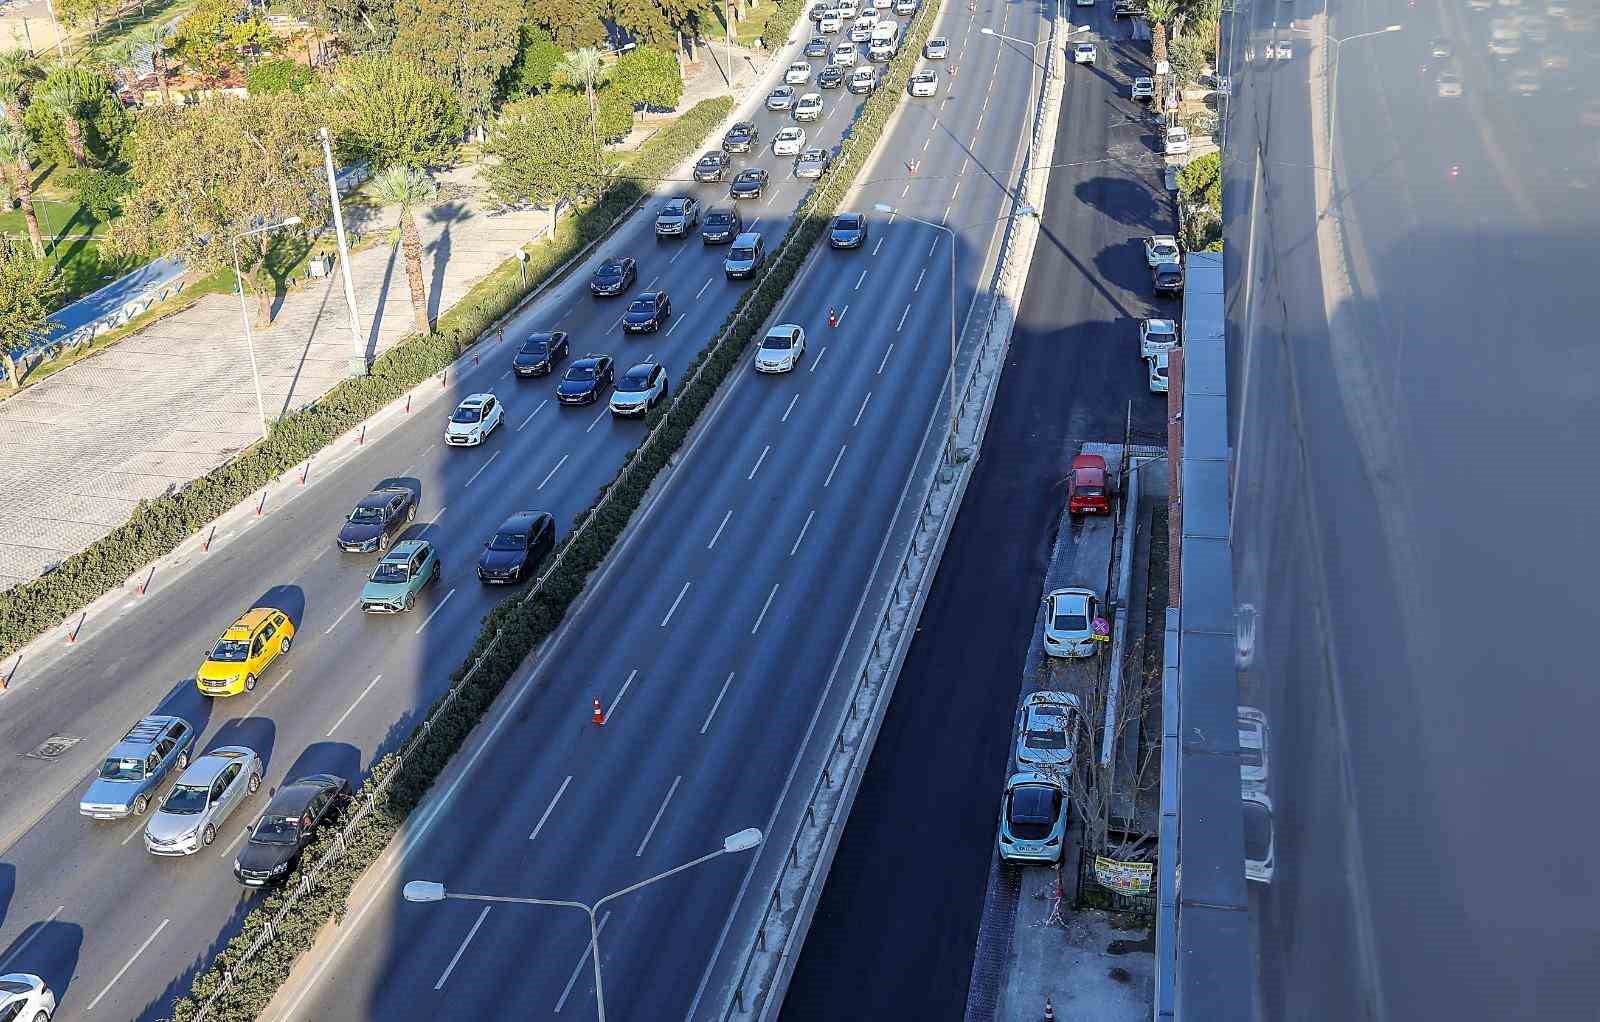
[1067,454,1110,516]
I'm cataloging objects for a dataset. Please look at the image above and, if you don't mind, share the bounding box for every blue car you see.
[80,715,197,819]
[829,211,868,249]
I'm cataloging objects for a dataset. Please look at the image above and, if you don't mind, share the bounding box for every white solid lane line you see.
[324,600,359,636]
[661,581,691,627]
[878,343,895,375]
[897,304,912,332]
[608,669,640,723]
[464,450,500,488]
[586,407,608,433]
[700,672,737,735]
[636,775,683,857]
[790,510,817,557]
[0,905,63,972]
[751,583,781,635]
[696,276,714,299]
[434,905,492,991]
[708,509,734,549]
[854,391,873,427]
[87,918,169,1011]
[914,267,926,292]
[781,393,799,422]
[529,775,573,842]
[415,588,456,635]
[327,674,383,738]
[538,454,570,490]
[824,444,847,488]
[555,911,611,1014]
[809,346,827,374]
[748,444,772,480]
[518,400,548,431]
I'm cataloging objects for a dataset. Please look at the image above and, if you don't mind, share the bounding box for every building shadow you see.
[0,917,83,1006]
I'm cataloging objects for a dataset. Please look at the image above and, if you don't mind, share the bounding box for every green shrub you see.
[63,168,132,220]
[245,58,318,95]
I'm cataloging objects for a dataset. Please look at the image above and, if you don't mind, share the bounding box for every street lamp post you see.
[229,216,302,442]
[873,203,1036,467]
[402,827,762,1022]
[1325,25,1402,161]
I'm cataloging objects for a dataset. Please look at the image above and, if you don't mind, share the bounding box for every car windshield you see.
[707,213,733,225]
[372,561,410,584]
[1025,724,1068,750]
[1008,786,1057,838]
[252,814,301,844]
[664,199,687,214]
[0,981,32,995]
[1077,483,1105,496]
[451,405,482,423]
[622,371,653,389]
[1243,802,1272,858]
[209,637,251,661]
[698,154,720,165]
[351,505,387,525]
[163,783,211,814]
[1240,745,1264,769]
[739,171,761,182]
[836,216,860,230]
[567,365,598,381]
[1054,611,1088,632]
[629,299,656,314]
[100,756,145,781]
[489,531,527,552]
[762,333,794,350]
[730,246,756,261]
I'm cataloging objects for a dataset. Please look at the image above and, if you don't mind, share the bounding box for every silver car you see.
[925,36,949,59]
[144,746,262,855]
[1015,690,1083,774]
[794,147,834,179]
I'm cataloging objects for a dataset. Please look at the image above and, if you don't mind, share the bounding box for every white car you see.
[820,12,843,32]
[794,92,824,120]
[851,15,877,41]
[925,36,949,58]
[1436,70,1464,98]
[909,69,938,96]
[895,0,919,12]
[1043,587,1101,658]
[1238,705,1269,791]
[836,0,859,15]
[1140,317,1179,357]
[1144,234,1180,267]
[874,0,892,8]
[1147,349,1170,393]
[1163,126,1191,155]
[832,40,859,65]
[773,126,807,156]
[1272,39,1293,59]
[1015,690,1083,773]
[0,974,56,1021]
[755,324,806,373]
[1072,41,1097,64]
[1243,790,1276,883]
[144,746,262,855]
[785,61,812,85]
[848,66,878,93]
[1131,76,1155,100]
[444,392,505,446]
[609,361,668,417]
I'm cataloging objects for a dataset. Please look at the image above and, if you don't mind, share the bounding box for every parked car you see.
[722,121,759,153]
[0,974,56,1021]
[998,773,1068,863]
[1147,349,1170,393]
[794,147,834,179]
[1132,75,1155,100]
[773,125,807,156]
[794,92,825,120]
[337,486,416,552]
[1067,453,1110,515]
[693,150,732,183]
[723,232,767,279]
[556,355,615,405]
[730,167,770,200]
[1143,234,1181,267]
[1238,706,1269,791]
[1014,690,1083,773]
[830,211,868,248]
[233,773,349,886]
[755,324,807,373]
[1243,791,1276,883]
[196,607,293,697]
[1140,317,1179,357]
[360,540,441,613]
[1152,260,1184,296]
[444,393,504,446]
[925,36,949,58]
[1162,126,1191,155]
[785,60,812,85]
[477,510,556,583]
[847,66,878,93]
[909,69,938,97]
[622,291,672,332]
[701,207,743,244]
[144,746,262,855]
[766,85,798,110]
[655,195,701,236]
[79,715,196,819]
[609,362,670,417]
[1043,587,1101,658]
[512,330,570,377]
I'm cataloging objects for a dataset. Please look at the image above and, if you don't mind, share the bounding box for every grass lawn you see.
[2,195,145,306]
[79,0,197,65]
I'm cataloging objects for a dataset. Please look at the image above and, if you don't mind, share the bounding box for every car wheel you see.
[404,593,415,611]
[245,673,257,693]
[202,823,216,846]
[248,772,261,794]
[281,635,292,654]
[177,751,189,769]
[33,1010,49,1022]
[378,532,390,551]
[133,793,150,816]
[407,505,417,523]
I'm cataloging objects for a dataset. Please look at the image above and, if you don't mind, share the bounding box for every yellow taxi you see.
[196,608,294,697]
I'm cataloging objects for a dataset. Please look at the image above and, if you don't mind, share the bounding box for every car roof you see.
[458,392,492,406]
[178,747,253,784]
[265,775,339,814]
[733,231,762,245]
[768,323,803,337]
[572,355,606,367]
[497,510,546,530]
[622,361,658,378]
[111,715,188,755]
[1145,318,1177,331]
[386,539,429,558]
[356,487,405,508]
[224,607,280,635]
[1072,453,1107,471]
[1050,587,1094,610]
[1025,689,1083,710]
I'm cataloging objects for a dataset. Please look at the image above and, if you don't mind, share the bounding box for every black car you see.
[701,207,743,244]
[809,1,830,21]
[589,257,636,296]
[730,168,770,200]
[694,150,732,183]
[805,37,830,58]
[829,211,868,249]
[556,355,615,405]
[655,196,700,237]
[722,121,759,153]
[337,486,416,553]
[476,510,556,584]
[1152,260,1184,296]
[818,65,846,89]
[622,291,672,332]
[512,330,569,377]
[233,774,348,887]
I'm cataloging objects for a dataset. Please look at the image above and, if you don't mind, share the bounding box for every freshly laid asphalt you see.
[780,3,1171,1017]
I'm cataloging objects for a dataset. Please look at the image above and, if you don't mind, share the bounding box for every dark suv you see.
[477,510,557,584]
[722,121,759,153]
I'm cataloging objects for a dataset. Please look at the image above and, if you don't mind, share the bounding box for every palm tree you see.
[0,127,44,257]
[368,165,438,336]
[555,47,606,171]
[1145,0,1177,89]
[122,22,177,108]
[37,75,100,168]
[0,51,45,259]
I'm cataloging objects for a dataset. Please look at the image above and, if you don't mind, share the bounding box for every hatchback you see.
[444,393,504,446]
[794,92,824,120]
[1043,587,1101,658]
[0,974,56,1022]
[724,232,767,279]
[1067,453,1110,515]
[998,773,1067,863]
[145,746,263,855]
[1139,317,1178,357]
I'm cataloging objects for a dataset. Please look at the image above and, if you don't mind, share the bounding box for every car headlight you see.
[272,861,290,875]
[234,859,241,870]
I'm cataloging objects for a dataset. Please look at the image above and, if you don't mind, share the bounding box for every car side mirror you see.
[269,786,276,797]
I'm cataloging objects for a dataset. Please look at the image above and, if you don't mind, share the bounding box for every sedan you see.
[234,773,348,886]
[589,256,636,295]
[477,510,556,583]
[1144,234,1181,267]
[609,361,670,417]
[1243,791,1276,883]
[360,539,441,613]
[1043,586,1101,658]
[829,211,868,248]
[818,65,847,89]
[701,207,743,244]
[794,147,833,179]
[1147,349,1170,393]
[1238,705,1269,791]
[622,290,672,332]
[1436,70,1464,98]
[693,150,732,183]
[145,746,262,855]
[730,167,770,200]
[794,92,824,120]
[1015,690,1083,774]
[444,392,504,446]
[908,69,938,96]
[773,126,807,156]
[832,41,859,66]
[337,486,415,552]
[1072,41,1096,64]
[556,355,615,405]
[1067,453,1110,515]
[722,121,759,153]
[1132,75,1155,99]
[512,329,570,377]
[654,195,700,236]
[766,85,797,111]
[805,36,831,58]
[998,773,1067,864]
[0,974,57,1021]
[785,61,812,85]
[1152,260,1184,296]
[925,36,949,59]
[755,324,806,372]
[1140,316,1178,357]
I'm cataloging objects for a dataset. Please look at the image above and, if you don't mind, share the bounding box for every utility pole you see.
[318,127,368,377]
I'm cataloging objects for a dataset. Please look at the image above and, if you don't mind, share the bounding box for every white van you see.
[868,23,900,60]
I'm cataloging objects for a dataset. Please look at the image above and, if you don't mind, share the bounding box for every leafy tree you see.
[366,165,438,335]
[392,0,521,135]
[176,0,278,81]
[0,51,45,258]
[0,129,45,258]
[1168,18,1216,85]
[64,167,133,219]
[110,92,327,325]
[121,21,178,108]
[482,91,601,234]
[1177,150,1220,212]
[0,236,62,391]
[55,0,118,30]
[611,44,682,116]
[245,57,318,94]
[554,46,607,156]
[499,22,563,101]
[288,0,397,52]
[595,86,632,142]
[35,69,110,168]
[324,55,463,170]
[526,0,608,48]
[610,0,697,59]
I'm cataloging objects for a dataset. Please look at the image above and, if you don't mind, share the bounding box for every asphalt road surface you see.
[780,2,1173,1016]
[1224,0,1600,1016]
[0,24,932,1021]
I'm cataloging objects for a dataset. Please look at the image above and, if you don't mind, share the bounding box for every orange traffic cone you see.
[593,698,606,726]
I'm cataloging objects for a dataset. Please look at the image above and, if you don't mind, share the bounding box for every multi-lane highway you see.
[1225,0,1599,1016]
[0,18,932,1020]
[780,1,1173,1015]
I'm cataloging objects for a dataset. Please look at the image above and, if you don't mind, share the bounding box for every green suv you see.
[360,540,441,613]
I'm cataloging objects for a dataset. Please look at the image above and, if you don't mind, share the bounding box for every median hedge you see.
[0,95,732,662]
[167,10,943,1018]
